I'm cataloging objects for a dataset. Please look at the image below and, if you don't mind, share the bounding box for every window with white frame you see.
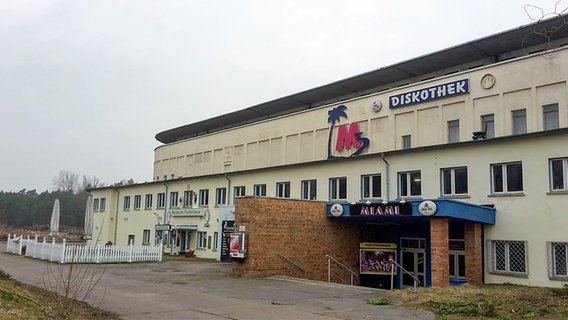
[100,198,106,211]
[301,180,317,200]
[199,189,209,206]
[157,193,165,209]
[213,232,219,251]
[361,174,381,199]
[441,167,468,196]
[234,186,245,199]
[170,192,179,208]
[329,177,347,201]
[123,196,131,210]
[145,194,153,209]
[93,199,100,212]
[481,114,495,139]
[197,231,207,249]
[547,242,568,279]
[543,103,559,131]
[134,195,141,210]
[550,157,568,192]
[216,187,227,205]
[276,182,290,198]
[512,109,527,135]
[491,162,523,194]
[398,171,421,197]
[448,120,460,143]
[253,184,266,196]
[183,190,193,207]
[402,135,411,149]
[488,240,528,276]
[143,229,151,244]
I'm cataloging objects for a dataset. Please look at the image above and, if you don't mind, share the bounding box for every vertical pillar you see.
[430,218,449,287]
[464,223,483,285]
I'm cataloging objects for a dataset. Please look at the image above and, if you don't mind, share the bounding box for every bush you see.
[0,269,11,280]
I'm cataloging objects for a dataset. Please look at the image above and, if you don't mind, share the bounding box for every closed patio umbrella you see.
[49,199,60,236]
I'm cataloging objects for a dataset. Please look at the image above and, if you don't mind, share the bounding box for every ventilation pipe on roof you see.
[381,153,390,203]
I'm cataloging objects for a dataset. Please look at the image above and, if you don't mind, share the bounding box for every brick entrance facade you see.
[232,197,484,288]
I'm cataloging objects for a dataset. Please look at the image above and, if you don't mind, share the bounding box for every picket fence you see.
[6,234,162,264]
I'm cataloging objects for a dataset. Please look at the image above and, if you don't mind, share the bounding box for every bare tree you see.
[80,175,101,191]
[52,170,80,193]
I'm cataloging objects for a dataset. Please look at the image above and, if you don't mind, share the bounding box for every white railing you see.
[6,234,162,264]
[326,254,359,285]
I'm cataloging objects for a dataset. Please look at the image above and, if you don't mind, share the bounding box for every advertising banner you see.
[360,242,397,275]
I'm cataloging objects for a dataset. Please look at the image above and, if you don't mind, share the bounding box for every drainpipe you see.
[381,153,390,202]
[113,188,120,244]
[163,182,174,255]
[225,174,232,205]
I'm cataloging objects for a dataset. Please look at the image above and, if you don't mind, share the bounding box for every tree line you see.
[0,170,134,228]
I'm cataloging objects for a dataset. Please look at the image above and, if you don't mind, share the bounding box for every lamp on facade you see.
[382,199,388,205]
[365,199,371,206]
[400,198,406,204]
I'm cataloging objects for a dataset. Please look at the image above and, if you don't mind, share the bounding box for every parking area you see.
[0,251,434,319]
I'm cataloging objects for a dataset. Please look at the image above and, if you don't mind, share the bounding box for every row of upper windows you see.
[402,104,561,149]
[108,156,568,211]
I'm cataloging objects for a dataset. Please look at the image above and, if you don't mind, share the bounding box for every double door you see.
[400,244,425,288]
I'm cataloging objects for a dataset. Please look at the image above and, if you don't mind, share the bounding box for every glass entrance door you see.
[400,240,426,288]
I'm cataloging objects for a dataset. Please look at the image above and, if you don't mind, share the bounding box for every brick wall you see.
[430,218,449,287]
[231,197,360,283]
[464,223,483,284]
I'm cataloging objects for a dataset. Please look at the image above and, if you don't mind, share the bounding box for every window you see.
[145,194,153,209]
[449,240,466,279]
[491,162,523,194]
[199,189,209,206]
[134,195,141,210]
[234,186,245,198]
[128,235,135,245]
[550,158,568,191]
[361,174,381,199]
[197,231,207,249]
[301,180,317,200]
[253,184,266,197]
[481,114,495,139]
[143,229,151,244]
[183,190,194,207]
[157,193,165,209]
[547,242,568,279]
[402,135,411,149]
[215,187,227,205]
[543,103,559,131]
[512,109,527,135]
[276,182,290,198]
[213,232,219,251]
[169,192,179,208]
[398,171,421,197]
[93,199,99,212]
[441,167,468,196]
[99,198,106,211]
[448,120,460,143]
[329,177,347,201]
[123,196,131,210]
[489,240,528,276]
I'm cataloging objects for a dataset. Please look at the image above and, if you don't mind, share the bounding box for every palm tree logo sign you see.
[327,105,370,160]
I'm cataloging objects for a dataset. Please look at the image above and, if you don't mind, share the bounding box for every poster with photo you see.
[360,243,397,275]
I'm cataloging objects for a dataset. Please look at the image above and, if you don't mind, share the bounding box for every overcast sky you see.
[0,0,561,192]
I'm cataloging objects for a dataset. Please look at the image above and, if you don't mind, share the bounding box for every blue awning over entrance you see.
[326,199,495,225]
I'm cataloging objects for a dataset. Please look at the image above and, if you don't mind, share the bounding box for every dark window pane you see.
[493,165,503,193]
[455,168,468,194]
[410,171,421,196]
[507,163,523,192]
[372,176,381,197]
[442,169,452,195]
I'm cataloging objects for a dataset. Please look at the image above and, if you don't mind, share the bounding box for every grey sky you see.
[0,0,557,192]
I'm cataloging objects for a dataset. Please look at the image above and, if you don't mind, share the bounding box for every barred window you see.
[488,240,528,276]
[547,242,568,280]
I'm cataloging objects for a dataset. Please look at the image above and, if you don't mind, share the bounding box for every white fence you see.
[6,234,162,264]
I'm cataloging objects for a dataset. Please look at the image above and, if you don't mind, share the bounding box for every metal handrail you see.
[389,258,421,289]
[326,254,359,285]
[276,252,306,273]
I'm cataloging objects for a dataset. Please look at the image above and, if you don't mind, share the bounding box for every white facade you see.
[91,18,568,287]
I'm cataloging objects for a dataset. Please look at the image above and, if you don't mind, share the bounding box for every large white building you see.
[91,15,568,288]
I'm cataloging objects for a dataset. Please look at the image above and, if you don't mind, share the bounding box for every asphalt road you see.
[0,251,434,319]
